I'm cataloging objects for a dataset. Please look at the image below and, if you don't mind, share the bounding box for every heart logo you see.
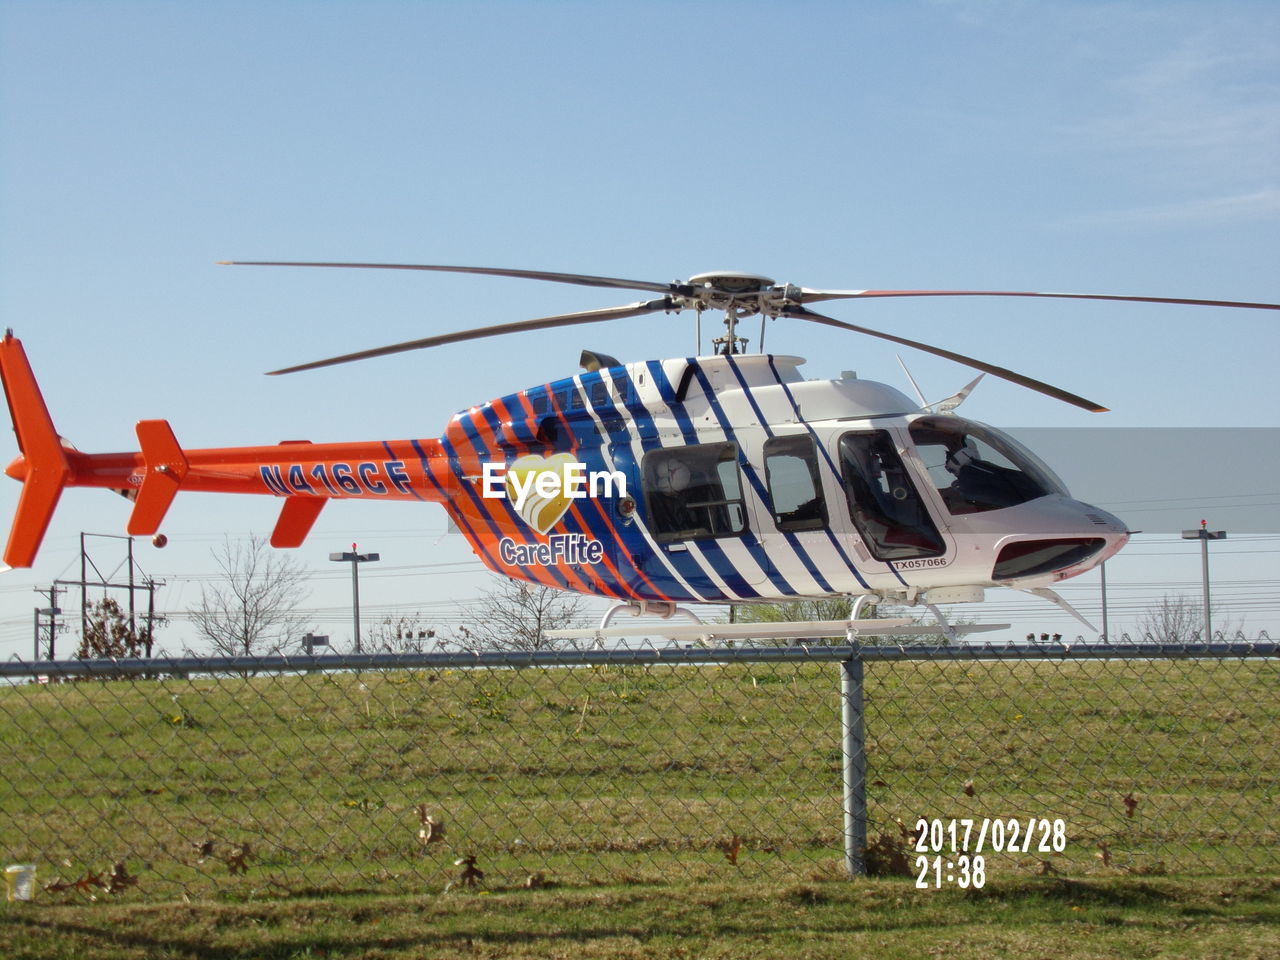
[504,453,578,534]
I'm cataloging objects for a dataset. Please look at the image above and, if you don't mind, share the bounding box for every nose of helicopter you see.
[988,497,1129,584]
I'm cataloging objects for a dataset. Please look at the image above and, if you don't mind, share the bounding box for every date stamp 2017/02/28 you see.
[912,817,1067,889]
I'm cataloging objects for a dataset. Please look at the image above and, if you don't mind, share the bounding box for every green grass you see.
[0,660,1274,911]
[2,875,1277,959]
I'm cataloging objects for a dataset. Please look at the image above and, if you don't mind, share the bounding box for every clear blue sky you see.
[1,0,1277,656]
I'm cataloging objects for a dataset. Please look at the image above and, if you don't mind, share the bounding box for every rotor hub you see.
[679,272,802,326]
[687,271,775,292]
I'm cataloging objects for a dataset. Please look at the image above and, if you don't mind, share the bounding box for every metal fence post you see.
[842,653,867,877]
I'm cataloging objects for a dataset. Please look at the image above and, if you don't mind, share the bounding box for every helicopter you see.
[3,263,1277,643]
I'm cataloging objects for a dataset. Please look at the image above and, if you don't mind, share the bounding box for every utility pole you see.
[329,544,380,653]
[33,584,63,660]
[59,533,165,658]
[1099,561,1108,641]
[1181,520,1227,641]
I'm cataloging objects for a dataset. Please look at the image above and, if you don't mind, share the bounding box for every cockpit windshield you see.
[908,416,1068,515]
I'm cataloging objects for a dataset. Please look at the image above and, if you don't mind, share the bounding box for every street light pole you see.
[1099,561,1108,641]
[1181,520,1226,641]
[329,544,380,653]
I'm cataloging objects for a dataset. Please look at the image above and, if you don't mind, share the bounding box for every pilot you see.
[945,443,1039,510]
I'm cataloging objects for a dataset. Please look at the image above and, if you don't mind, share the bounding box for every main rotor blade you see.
[783,305,1108,412]
[796,287,1280,311]
[221,260,675,295]
[267,298,674,375]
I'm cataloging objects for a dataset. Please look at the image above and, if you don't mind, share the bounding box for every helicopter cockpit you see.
[906,416,1068,516]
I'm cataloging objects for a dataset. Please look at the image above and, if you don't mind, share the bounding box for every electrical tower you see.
[52,533,164,658]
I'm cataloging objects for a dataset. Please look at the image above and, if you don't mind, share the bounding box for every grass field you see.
[3,875,1278,959]
[0,653,1276,957]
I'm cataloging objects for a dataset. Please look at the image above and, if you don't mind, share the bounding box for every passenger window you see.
[839,431,944,560]
[642,442,748,542]
[764,435,827,532]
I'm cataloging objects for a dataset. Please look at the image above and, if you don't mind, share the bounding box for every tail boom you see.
[1,332,454,567]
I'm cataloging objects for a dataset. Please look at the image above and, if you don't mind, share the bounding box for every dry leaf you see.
[1122,792,1138,818]
[894,817,913,843]
[722,835,743,865]
[416,806,446,844]
[1096,841,1112,867]
[864,833,912,877]
[106,862,138,895]
[912,817,927,847]
[67,872,106,900]
[962,779,976,797]
[454,855,485,888]
[226,842,252,875]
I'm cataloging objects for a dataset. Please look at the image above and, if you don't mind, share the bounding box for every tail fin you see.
[129,419,187,536]
[0,331,71,568]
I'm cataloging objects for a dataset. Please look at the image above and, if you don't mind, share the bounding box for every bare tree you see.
[368,614,437,654]
[449,579,587,652]
[188,537,311,656]
[1136,594,1238,642]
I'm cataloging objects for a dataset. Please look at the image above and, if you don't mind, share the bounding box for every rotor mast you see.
[686,272,780,355]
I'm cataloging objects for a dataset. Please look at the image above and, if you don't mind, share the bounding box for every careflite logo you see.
[481,454,624,566]
[481,454,627,534]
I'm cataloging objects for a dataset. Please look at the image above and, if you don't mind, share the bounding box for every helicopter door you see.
[837,430,946,561]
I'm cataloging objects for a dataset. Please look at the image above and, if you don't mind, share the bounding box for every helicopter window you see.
[642,442,748,543]
[908,416,1066,515]
[838,431,945,560]
[764,435,827,532]
[590,380,610,407]
[569,388,586,410]
[529,392,550,416]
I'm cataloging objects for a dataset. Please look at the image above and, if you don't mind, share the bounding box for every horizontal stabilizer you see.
[271,497,326,548]
[128,419,188,536]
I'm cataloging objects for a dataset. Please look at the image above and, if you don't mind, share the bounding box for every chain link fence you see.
[0,641,1275,903]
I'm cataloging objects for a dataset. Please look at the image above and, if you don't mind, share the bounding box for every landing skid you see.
[546,618,1008,646]
[598,600,705,629]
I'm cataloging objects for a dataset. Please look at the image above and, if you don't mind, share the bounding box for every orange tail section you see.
[129,419,188,536]
[0,332,72,568]
[1,331,456,569]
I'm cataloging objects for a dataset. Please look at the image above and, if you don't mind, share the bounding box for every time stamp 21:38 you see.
[913,817,1068,889]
